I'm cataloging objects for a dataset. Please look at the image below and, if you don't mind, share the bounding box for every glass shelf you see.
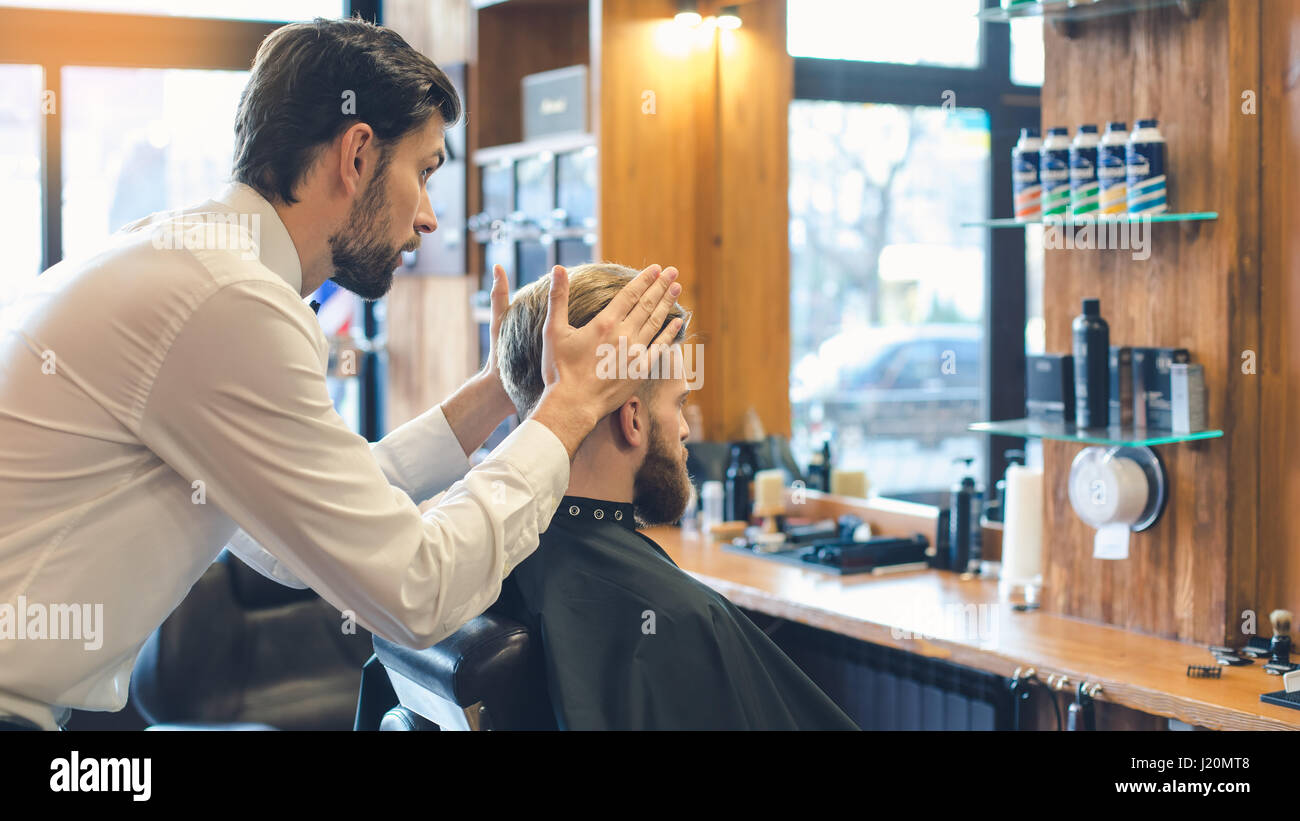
[978,0,1206,24]
[962,211,1218,229]
[969,418,1223,447]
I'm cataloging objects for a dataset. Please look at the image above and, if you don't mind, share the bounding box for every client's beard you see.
[327,151,420,301]
[632,414,693,527]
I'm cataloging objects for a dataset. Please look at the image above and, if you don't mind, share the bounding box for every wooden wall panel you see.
[385,0,479,430]
[1039,1,1260,645]
[1258,1,1300,640]
[386,275,478,429]
[598,0,791,441]
[714,0,791,439]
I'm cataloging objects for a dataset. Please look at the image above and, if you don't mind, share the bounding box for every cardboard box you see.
[1026,354,1076,424]
[1132,347,1191,430]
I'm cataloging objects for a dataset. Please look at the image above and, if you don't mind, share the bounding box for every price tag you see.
[1093,523,1130,560]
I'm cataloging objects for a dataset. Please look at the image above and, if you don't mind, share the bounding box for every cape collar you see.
[558,495,639,531]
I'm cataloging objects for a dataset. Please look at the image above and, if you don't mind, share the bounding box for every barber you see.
[0,17,683,730]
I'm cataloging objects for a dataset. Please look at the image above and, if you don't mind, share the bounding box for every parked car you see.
[791,324,982,439]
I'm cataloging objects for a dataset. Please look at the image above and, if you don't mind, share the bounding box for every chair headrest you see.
[372,612,536,708]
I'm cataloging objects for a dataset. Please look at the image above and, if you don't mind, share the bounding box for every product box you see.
[1109,346,1133,428]
[1026,354,1076,424]
[1170,363,1206,433]
[522,65,588,141]
[1132,347,1191,430]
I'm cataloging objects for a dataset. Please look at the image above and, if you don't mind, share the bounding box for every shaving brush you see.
[1269,609,1293,666]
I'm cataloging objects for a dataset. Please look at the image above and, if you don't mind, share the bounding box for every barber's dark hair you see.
[233,16,462,204]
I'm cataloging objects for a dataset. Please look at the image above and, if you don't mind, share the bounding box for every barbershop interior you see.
[2,0,1300,738]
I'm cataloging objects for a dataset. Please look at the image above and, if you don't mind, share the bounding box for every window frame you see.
[0,0,388,440]
[790,0,1041,495]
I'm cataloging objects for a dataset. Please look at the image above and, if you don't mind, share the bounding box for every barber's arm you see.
[141,265,681,647]
[227,266,517,588]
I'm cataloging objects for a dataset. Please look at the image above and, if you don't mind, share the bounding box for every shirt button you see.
[569,505,580,516]
[594,509,604,520]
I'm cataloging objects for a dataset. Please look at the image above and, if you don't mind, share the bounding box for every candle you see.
[1001,464,1044,582]
[830,469,868,498]
[753,469,785,515]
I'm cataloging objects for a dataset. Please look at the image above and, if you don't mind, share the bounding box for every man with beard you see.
[0,19,683,730]
[493,265,858,730]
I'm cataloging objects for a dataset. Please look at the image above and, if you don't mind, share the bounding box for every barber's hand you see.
[530,264,683,459]
[476,264,513,413]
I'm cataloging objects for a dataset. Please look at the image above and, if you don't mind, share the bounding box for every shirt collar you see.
[558,495,639,531]
[212,182,304,296]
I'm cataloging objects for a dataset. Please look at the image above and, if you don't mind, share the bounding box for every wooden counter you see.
[642,524,1300,731]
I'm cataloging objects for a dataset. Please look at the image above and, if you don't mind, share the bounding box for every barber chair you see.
[362,611,555,731]
[130,550,374,730]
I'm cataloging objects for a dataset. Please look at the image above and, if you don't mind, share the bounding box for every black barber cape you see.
[494,495,859,730]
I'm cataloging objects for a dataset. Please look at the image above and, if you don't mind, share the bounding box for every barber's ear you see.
[616,396,646,448]
[337,123,375,197]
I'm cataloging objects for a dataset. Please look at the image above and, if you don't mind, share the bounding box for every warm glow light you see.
[718,5,742,29]
[674,11,702,26]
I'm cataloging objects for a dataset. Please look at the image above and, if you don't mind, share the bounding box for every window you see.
[1010,18,1044,87]
[789,2,1040,503]
[61,67,249,260]
[788,0,983,68]
[790,101,990,501]
[4,2,386,439]
[5,1,344,22]
[0,64,44,293]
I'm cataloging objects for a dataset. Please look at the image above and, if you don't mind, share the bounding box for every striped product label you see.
[1040,148,1070,217]
[1069,146,1099,217]
[1127,139,1168,215]
[1097,145,1128,215]
[1012,149,1041,220]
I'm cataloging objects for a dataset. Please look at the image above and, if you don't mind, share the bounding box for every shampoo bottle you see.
[1072,298,1110,428]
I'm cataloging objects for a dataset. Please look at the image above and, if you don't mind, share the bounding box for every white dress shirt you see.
[0,183,569,730]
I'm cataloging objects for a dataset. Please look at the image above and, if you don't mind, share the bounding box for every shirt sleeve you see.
[224,403,471,589]
[138,279,569,648]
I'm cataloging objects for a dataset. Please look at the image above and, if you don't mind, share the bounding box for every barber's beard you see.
[327,154,419,301]
[632,415,693,527]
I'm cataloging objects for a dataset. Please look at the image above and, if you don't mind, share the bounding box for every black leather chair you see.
[368,612,555,731]
[130,550,374,730]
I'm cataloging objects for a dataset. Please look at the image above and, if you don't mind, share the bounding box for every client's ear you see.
[616,396,647,449]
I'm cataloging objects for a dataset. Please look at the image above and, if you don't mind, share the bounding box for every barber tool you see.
[1187,665,1222,679]
[1208,644,1253,666]
[1066,682,1101,730]
[1241,636,1274,659]
[725,533,929,576]
[1269,609,1293,667]
[783,519,840,545]
[1068,445,1168,560]
[1259,669,1300,712]
[752,469,786,533]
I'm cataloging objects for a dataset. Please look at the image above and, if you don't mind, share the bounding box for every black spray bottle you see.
[1072,298,1110,428]
[948,458,984,574]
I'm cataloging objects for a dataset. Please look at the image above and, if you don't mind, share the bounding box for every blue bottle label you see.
[1040,147,1070,217]
[1012,148,1041,219]
[1127,139,1167,215]
[1069,145,1099,216]
[1097,144,1128,214]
